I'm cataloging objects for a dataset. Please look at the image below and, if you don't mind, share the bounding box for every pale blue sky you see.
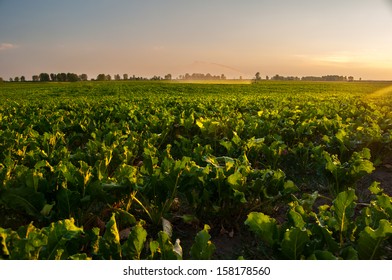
[1,0,392,80]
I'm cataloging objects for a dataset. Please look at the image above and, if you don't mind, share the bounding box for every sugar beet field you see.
[1,80,392,260]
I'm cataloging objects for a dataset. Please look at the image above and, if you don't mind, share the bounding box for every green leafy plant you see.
[0,213,216,260]
[0,218,84,260]
[190,224,216,259]
[1,80,392,260]
[245,183,392,259]
[322,148,375,194]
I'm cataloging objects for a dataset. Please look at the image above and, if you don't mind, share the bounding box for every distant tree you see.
[221,74,226,80]
[96,74,106,81]
[123,74,128,80]
[57,73,67,82]
[266,75,269,80]
[252,72,262,83]
[9,77,13,82]
[20,76,25,82]
[302,76,322,81]
[67,73,79,82]
[164,73,172,80]
[348,76,354,82]
[50,73,57,81]
[0,77,3,82]
[39,73,50,82]
[79,74,88,81]
[105,74,112,81]
[114,74,121,81]
[32,75,39,82]
[271,74,284,81]
[150,75,162,80]
[322,75,344,81]
[14,76,19,82]
[191,73,198,80]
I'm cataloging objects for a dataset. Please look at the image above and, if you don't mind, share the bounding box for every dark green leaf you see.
[42,218,83,260]
[56,188,81,219]
[245,212,278,246]
[190,224,215,260]
[299,191,319,211]
[99,213,121,259]
[333,189,357,234]
[149,240,159,259]
[40,203,55,217]
[357,219,392,259]
[0,187,46,219]
[233,189,247,203]
[340,246,358,260]
[281,227,309,260]
[12,223,47,260]
[122,222,147,260]
[309,250,338,260]
[283,180,299,195]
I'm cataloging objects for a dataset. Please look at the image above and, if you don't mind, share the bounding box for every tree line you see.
[1,72,358,83]
[0,72,174,82]
[0,72,230,83]
[253,72,356,82]
[2,73,88,82]
[178,73,226,80]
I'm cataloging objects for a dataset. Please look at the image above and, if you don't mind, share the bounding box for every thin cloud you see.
[0,43,17,51]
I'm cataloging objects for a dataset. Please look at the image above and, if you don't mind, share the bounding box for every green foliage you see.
[42,219,84,260]
[1,81,392,259]
[121,221,147,259]
[322,149,375,194]
[0,187,46,219]
[244,212,278,247]
[357,220,392,259]
[0,219,83,260]
[281,227,310,260]
[245,185,392,260]
[156,231,182,260]
[332,189,357,245]
[97,213,122,259]
[190,224,216,260]
[0,213,215,260]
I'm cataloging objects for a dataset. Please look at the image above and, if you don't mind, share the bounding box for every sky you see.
[1,0,392,80]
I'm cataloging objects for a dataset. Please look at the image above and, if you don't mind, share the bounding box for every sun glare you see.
[365,84,392,99]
